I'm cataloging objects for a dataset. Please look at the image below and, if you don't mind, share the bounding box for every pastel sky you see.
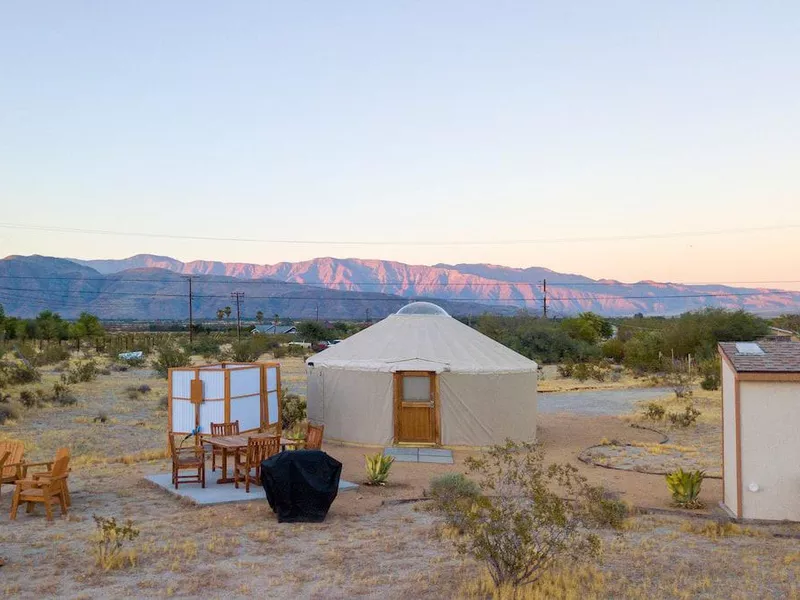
[1,2,798,288]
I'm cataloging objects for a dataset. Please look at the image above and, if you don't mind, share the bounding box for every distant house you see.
[251,324,297,335]
[718,341,800,521]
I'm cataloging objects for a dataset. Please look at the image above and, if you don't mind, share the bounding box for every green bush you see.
[642,402,666,421]
[582,486,629,529]
[601,338,625,362]
[665,468,705,508]
[572,362,607,382]
[153,343,190,378]
[699,358,720,391]
[31,345,71,367]
[429,473,480,506]
[0,362,41,385]
[281,392,307,430]
[557,361,574,378]
[667,404,701,427]
[272,346,287,359]
[229,341,260,362]
[435,441,601,588]
[52,381,77,406]
[364,453,394,485]
[65,360,98,383]
[19,389,39,408]
[185,337,221,359]
[0,402,19,424]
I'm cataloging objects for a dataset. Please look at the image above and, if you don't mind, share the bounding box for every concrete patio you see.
[145,470,358,505]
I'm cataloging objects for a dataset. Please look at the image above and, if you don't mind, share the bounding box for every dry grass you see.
[538,365,655,393]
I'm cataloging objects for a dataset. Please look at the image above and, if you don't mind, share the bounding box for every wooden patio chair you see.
[168,433,205,489]
[234,435,280,493]
[259,421,281,436]
[209,420,239,472]
[305,423,325,450]
[10,454,70,521]
[0,440,25,500]
[23,447,72,507]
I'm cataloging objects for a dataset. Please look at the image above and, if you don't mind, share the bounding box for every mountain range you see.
[0,254,797,320]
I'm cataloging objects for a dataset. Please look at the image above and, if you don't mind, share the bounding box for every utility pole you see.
[315,302,319,322]
[184,276,194,343]
[542,279,547,318]
[231,291,244,342]
[365,308,370,323]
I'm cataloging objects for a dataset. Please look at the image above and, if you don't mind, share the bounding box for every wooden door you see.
[394,371,439,444]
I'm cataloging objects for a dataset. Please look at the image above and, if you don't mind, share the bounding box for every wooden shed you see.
[719,341,800,521]
[168,362,282,435]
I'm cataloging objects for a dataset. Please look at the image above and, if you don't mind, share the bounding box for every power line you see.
[1,272,799,288]
[1,221,798,246]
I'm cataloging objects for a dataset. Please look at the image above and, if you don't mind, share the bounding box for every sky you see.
[1,2,799,288]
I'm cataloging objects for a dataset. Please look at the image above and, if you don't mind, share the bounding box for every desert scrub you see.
[665,468,705,508]
[364,453,394,485]
[92,515,140,571]
[0,402,19,424]
[581,486,629,529]
[429,473,480,505]
[64,359,98,383]
[667,403,701,427]
[281,392,307,429]
[642,402,665,421]
[153,343,190,378]
[434,440,601,589]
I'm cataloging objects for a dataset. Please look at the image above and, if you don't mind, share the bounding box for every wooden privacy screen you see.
[168,362,281,435]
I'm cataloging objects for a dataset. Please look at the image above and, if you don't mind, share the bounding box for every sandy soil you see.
[1,356,797,599]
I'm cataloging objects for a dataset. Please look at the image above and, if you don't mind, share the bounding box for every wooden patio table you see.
[204,434,299,484]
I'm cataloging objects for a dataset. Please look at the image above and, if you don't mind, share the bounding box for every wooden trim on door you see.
[393,373,402,442]
[432,373,441,445]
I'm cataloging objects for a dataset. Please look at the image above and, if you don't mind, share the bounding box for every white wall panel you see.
[199,370,225,400]
[230,367,260,397]
[171,370,195,399]
[231,395,261,431]
[266,367,278,391]
[267,391,279,424]
[198,400,225,434]
[171,399,195,433]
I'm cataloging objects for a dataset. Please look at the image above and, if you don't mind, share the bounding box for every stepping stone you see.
[389,454,420,462]
[419,448,452,458]
[418,455,454,465]
[384,447,419,456]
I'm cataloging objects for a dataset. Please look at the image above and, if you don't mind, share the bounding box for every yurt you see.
[306,302,537,447]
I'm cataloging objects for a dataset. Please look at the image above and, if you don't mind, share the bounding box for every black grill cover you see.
[260,450,342,523]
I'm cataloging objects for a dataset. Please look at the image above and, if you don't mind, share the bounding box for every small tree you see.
[216,309,225,322]
[256,310,264,325]
[297,320,328,343]
[663,359,694,398]
[438,441,601,589]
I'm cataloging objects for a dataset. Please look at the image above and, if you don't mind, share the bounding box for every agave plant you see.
[665,468,705,508]
[365,453,394,486]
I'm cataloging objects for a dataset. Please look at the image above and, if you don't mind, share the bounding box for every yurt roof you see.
[306,302,537,374]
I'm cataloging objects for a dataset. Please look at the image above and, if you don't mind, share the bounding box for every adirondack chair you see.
[209,420,239,472]
[10,454,70,521]
[305,423,325,451]
[234,436,280,493]
[24,447,72,507]
[0,440,25,500]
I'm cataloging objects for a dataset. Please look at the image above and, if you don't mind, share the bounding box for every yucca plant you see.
[665,468,705,508]
[364,453,394,486]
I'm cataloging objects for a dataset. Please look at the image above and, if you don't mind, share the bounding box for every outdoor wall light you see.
[748,482,760,492]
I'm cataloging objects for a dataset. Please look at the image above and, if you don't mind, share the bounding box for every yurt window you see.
[403,375,431,402]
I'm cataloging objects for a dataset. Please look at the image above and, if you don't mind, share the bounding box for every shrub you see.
[158,395,168,410]
[642,402,665,421]
[92,515,140,571]
[137,384,151,394]
[125,389,141,401]
[436,441,601,589]
[66,360,98,383]
[122,356,146,368]
[31,345,71,367]
[429,473,480,506]
[581,486,629,529]
[667,404,701,427]
[19,389,39,409]
[229,341,260,362]
[94,411,109,423]
[52,381,77,406]
[281,392,307,430]
[153,343,190,378]
[662,360,694,398]
[186,338,221,359]
[665,468,705,508]
[110,363,129,372]
[364,453,394,485]
[571,362,607,383]
[272,346,287,359]
[1,362,41,385]
[699,358,720,391]
[557,361,574,378]
[0,403,19,424]
[99,368,112,376]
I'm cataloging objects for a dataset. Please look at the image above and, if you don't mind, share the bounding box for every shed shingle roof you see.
[719,341,800,373]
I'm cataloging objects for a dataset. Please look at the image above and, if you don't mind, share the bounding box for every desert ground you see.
[1,354,799,599]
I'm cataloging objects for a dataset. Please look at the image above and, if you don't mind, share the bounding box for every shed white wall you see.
[739,380,800,521]
[721,360,738,517]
